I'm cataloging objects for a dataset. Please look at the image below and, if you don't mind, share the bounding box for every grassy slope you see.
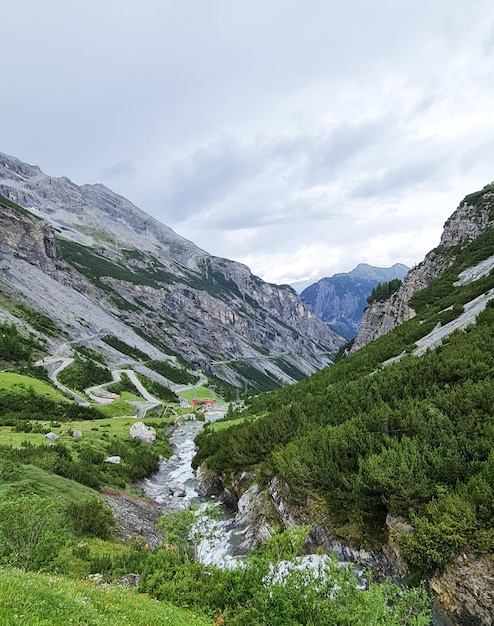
[0,568,211,626]
[0,373,67,402]
[0,464,98,502]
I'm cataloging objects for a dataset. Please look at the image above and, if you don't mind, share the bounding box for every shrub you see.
[67,497,115,539]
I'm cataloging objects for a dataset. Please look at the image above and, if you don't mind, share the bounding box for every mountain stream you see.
[140,406,447,625]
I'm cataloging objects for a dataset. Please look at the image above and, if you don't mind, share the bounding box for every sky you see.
[2,1,494,285]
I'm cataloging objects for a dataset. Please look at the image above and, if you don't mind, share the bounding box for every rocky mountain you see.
[0,151,345,391]
[352,183,494,351]
[300,263,409,339]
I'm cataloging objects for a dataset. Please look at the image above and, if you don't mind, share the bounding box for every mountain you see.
[300,263,409,339]
[353,182,494,351]
[0,151,344,391]
[193,181,494,625]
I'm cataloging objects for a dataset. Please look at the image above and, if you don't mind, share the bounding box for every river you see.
[140,405,448,625]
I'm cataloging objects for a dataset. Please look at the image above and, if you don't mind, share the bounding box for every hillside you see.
[0,151,344,392]
[353,182,494,351]
[193,182,494,626]
[301,263,409,339]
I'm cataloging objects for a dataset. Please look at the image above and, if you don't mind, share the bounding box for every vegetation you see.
[136,514,431,625]
[367,278,402,304]
[0,322,40,363]
[0,568,210,626]
[101,335,150,361]
[0,193,41,219]
[146,359,199,385]
[57,356,111,392]
[195,261,494,576]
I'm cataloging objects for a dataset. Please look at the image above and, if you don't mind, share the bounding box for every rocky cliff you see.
[352,183,494,351]
[0,151,344,389]
[301,263,409,339]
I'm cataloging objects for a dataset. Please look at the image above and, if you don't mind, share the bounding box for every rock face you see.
[0,196,60,271]
[0,150,345,390]
[430,553,494,626]
[352,184,494,351]
[129,422,156,444]
[101,488,167,549]
[301,263,408,339]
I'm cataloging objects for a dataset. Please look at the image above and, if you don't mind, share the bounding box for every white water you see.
[140,406,240,567]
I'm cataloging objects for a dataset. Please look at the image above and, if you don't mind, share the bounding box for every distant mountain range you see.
[300,263,409,339]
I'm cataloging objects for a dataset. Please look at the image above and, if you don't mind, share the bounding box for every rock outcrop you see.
[352,184,494,351]
[130,422,156,444]
[0,196,60,271]
[430,553,494,626]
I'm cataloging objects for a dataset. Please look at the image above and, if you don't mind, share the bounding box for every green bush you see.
[0,494,68,570]
[67,497,115,539]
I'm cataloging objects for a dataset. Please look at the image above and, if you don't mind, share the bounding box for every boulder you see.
[129,422,156,444]
[72,430,83,439]
[119,573,141,587]
[104,456,121,464]
[45,432,59,441]
[168,481,186,497]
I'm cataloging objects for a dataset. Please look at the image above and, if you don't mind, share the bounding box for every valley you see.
[1,155,494,624]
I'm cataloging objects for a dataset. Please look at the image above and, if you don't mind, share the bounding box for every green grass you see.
[119,391,145,402]
[93,400,137,418]
[178,386,220,401]
[207,416,249,432]
[0,567,211,626]
[0,417,139,450]
[0,465,98,502]
[0,194,41,220]
[0,373,67,402]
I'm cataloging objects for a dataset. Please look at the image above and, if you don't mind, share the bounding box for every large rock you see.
[130,422,156,444]
[104,456,121,464]
[430,553,494,626]
[168,481,186,497]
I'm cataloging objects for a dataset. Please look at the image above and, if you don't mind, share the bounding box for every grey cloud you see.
[350,158,446,200]
[101,159,137,181]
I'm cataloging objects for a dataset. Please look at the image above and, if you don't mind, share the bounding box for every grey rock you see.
[352,186,494,351]
[119,573,141,587]
[104,455,121,464]
[45,432,59,441]
[72,430,83,438]
[130,422,156,444]
[168,481,185,497]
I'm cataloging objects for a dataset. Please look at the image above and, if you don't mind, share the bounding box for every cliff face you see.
[352,185,494,351]
[430,553,494,626]
[0,152,344,389]
[0,197,60,271]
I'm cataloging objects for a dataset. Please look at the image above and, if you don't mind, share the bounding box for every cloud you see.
[2,0,494,285]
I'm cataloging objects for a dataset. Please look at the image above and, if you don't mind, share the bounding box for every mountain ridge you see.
[0,151,344,391]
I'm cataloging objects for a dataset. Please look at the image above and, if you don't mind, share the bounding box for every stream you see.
[140,406,448,625]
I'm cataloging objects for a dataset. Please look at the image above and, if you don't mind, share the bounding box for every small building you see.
[191,398,217,408]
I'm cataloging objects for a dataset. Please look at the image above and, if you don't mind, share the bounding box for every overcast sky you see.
[3,1,494,285]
